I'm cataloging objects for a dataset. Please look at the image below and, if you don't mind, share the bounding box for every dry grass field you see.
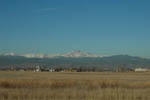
[0,71,150,100]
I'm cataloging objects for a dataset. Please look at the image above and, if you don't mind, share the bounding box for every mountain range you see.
[0,51,150,69]
[0,51,108,58]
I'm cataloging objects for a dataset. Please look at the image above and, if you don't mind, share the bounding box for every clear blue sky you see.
[0,0,150,58]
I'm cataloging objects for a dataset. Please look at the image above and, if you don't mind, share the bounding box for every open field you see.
[0,71,150,100]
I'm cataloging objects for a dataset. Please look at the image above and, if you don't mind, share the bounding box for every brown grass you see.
[0,71,150,100]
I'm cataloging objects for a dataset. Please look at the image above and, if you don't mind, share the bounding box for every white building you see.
[49,69,55,72]
[135,68,149,72]
[35,65,41,72]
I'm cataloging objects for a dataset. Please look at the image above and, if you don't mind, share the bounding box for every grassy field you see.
[0,71,150,100]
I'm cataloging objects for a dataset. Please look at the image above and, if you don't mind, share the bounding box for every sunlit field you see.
[0,71,150,100]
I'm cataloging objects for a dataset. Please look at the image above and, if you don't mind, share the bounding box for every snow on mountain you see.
[22,54,46,58]
[62,50,102,58]
[2,52,16,56]
[0,51,109,58]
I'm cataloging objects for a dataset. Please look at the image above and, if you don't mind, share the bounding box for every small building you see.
[19,69,25,72]
[35,65,41,72]
[63,69,77,72]
[134,68,149,72]
[49,69,55,72]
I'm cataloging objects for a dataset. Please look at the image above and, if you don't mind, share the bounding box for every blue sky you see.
[0,0,150,58]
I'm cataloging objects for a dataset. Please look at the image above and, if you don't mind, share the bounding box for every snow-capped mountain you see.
[22,54,47,58]
[62,50,100,58]
[1,52,16,56]
[0,51,108,58]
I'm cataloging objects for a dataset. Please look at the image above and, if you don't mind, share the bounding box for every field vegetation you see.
[0,71,150,100]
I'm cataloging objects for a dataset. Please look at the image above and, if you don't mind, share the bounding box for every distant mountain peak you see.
[0,51,109,58]
[62,50,99,58]
[1,52,16,56]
